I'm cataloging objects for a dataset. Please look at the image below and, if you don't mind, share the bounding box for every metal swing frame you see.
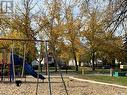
[0,38,68,95]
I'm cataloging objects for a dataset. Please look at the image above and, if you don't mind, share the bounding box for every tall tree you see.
[65,6,81,71]
[0,0,38,61]
[37,0,65,71]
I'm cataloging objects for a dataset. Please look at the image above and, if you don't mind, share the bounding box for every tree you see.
[105,0,127,32]
[0,0,38,62]
[80,0,125,70]
[36,0,65,71]
[64,0,83,71]
[82,11,104,70]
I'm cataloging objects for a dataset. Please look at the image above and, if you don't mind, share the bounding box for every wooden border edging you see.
[69,76,127,89]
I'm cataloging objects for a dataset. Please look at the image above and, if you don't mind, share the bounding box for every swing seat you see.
[15,80,22,87]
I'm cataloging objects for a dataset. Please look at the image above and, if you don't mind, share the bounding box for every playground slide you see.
[11,54,45,80]
[24,63,45,79]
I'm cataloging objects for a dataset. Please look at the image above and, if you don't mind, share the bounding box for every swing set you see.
[0,38,69,95]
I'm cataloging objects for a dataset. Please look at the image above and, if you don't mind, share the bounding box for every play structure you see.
[0,38,68,95]
[0,48,45,82]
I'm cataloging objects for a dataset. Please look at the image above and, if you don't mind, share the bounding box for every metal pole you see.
[35,42,42,95]
[12,40,15,81]
[35,68,39,95]
[59,67,69,95]
[56,59,68,95]
[45,41,52,95]
[51,51,68,95]
[1,49,4,82]
[21,43,26,78]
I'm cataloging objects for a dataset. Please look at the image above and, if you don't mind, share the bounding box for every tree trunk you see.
[74,53,78,71]
[92,51,95,71]
[49,41,58,72]
[54,59,58,72]
[72,47,78,71]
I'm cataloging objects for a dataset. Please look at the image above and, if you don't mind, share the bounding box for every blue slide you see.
[24,63,45,79]
[10,53,45,80]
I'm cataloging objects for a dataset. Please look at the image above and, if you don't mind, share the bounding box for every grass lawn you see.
[41,66,127,86]
[77,75,127,86]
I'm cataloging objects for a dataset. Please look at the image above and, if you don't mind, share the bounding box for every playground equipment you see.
[0,49,45,82]
[0,38,68,95]
[15,80,22,87]
[12,53,45,80]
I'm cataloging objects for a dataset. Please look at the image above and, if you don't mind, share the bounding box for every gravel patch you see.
[0,77,127,95]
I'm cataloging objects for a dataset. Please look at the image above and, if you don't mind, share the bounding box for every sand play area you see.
[0,76,127,95]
